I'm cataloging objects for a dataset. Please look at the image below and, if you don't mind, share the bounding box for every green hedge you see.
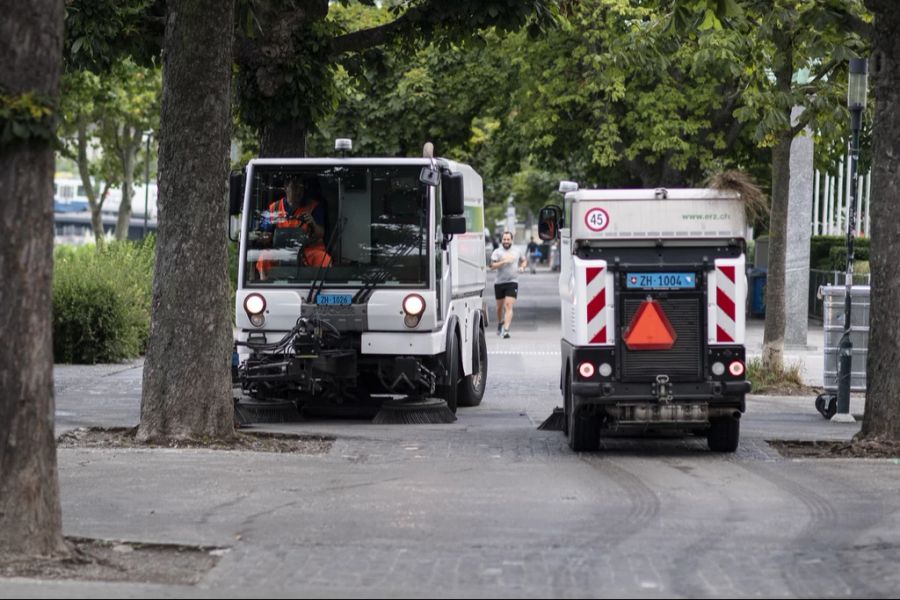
[53,238,156,364]
[810,235,870,271]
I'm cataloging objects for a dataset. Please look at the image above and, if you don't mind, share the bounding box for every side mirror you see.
[441,172,464,215]
[442,215,466,235]
[419,166,440,187]
[229,170,244,216]
[538,205,561,241]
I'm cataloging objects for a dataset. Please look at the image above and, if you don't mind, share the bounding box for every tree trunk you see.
[115,127,139,241]
[75,122,106,249]
[0,0,69,558]
[137,0,235,443]
[762,129,791,371]
[860,2,900,440]
[761,33,794,373]
[260,118,308,158]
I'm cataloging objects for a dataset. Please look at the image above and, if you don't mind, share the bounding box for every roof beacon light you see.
[558,180,579,194]
[335,138,352,152]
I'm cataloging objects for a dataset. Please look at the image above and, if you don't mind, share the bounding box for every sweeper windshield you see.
[243,165,429,288]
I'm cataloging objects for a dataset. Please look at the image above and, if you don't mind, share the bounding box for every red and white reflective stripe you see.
[715,263,737,343]
[585,265,608,344]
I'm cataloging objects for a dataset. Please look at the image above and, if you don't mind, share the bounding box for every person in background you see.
[526,237,539,274]
[490,231,527,339]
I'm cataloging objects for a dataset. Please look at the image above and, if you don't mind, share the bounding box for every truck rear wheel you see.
[458,327,487,407]
[568,408,601,452]
[566,371,600,451]
[707,417,740,452]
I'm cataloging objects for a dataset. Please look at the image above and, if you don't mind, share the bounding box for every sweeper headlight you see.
[244,293,266,327]
[403,294,426,328]
[403,294,425,316]
[244,293,266,315]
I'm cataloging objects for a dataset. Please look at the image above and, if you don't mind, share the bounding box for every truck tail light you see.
[578,361,595,378]
[729,360,745,377]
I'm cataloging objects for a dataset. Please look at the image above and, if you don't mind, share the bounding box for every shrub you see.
[810,235,870,271]
[827,244,869,271]
[53,238,156,364]
[746,357,806,394]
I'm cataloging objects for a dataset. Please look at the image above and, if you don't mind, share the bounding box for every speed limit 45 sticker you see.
[584,208,610,232]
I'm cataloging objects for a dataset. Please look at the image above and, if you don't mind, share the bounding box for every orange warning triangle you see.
[623,300,677,350]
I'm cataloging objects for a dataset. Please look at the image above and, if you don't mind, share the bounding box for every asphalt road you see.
[6,269,896,599]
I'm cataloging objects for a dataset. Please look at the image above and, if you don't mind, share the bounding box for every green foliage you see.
[234,0,560,150]
[810,235,870,270]
[64,0,161,73]
[746,357,806,394]
[0,91,57,146]
[53,238,156,364]
[827,244,869,271]
[462,2,772,189]
[58,57,161,238]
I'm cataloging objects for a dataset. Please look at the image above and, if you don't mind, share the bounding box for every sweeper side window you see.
[244,165,430,288]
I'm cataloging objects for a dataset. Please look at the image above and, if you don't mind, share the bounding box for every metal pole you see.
[836,110,862,416]
[143,133,151,239]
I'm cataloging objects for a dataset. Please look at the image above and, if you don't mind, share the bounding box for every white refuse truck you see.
[228,143,488,421]
[539,184,751,451]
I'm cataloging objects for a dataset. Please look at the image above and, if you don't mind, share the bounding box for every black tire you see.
[566,371,600,451]
[458,326,487,407]
[707,417,740,452]
[437,331,460,414]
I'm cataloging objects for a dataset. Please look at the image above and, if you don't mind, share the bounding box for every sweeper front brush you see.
[372,398,457,425]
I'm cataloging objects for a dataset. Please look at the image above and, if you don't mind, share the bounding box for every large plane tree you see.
[0,0,69,558]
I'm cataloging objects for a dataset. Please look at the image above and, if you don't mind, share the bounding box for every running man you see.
[490,231,527,338]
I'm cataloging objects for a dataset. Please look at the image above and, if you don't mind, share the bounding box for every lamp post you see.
[834,57,868,421]
[142,132,152,239]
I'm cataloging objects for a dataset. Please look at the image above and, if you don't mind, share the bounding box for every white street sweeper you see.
[229,141,488,423]
[539,183,751,451]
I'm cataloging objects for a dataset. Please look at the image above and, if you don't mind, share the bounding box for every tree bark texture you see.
[861,2,900,440]
[138,0,235,442]
[762,129,791,371]
[762,33,793,373]
[260,118,308,158]
[0,0,69,558]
